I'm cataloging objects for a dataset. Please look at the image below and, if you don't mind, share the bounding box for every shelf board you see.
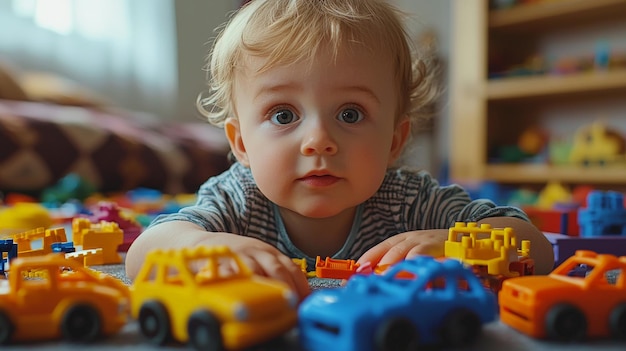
[485,164,626,184]
[489,0,626,30]
[487,70,626,101]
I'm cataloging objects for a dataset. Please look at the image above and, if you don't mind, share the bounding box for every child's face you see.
[226,45,409,219]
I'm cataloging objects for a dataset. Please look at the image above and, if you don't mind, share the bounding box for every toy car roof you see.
[385,256,470,278]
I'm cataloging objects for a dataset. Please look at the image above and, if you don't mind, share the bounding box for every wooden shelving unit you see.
[488,0,626,30]
[487,69,626,101]
[485,164,626,184]
[449,0,626,187]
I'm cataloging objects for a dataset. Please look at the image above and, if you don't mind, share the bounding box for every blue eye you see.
[270,109,299,125]
[338,108,363,124]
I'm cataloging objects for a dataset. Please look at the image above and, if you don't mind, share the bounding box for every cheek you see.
[351,132,395,161]
[245,143,294,198]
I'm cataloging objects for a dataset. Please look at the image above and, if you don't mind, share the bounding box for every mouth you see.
[298,174,340,187]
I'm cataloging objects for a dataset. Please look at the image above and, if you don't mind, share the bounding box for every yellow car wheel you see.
[187,310,222,351]
[0,311,13,345]
[139,301,172,346]
[61,304,101,342]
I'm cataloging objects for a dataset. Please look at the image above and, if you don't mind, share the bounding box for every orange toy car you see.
[499,250,626,341]
[0,253,130,344]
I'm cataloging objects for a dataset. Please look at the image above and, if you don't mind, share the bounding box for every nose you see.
[300,120,338,156]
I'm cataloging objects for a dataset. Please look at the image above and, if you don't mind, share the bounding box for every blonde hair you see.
[198,0,439,129]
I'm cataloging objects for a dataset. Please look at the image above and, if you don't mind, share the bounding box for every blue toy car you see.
[298,256,497,351]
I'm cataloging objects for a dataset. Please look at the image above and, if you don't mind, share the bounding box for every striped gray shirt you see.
[151,162,528,267]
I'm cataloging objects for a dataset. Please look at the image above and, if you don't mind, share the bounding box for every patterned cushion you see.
[0,99,230,195]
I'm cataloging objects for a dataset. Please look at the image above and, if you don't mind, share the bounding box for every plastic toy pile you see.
[1,173,625,349]
[0,173,197,247]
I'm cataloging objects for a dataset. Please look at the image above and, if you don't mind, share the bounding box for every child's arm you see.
[125,221,311,299]
[356,217,554,275]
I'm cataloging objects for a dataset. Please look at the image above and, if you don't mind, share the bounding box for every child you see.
[126,0,554,298]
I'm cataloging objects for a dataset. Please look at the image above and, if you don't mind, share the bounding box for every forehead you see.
[237,44,395,86]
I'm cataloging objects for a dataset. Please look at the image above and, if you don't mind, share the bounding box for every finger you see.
[375,243,412,266]
[356,235,402,266]
[277,255,311,301]
[253,251,304,299]
[239,255,265,276]
[406,242,444,258]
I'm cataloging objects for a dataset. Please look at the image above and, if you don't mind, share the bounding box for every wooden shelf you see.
[487,70,626,101]
[489,0,626,30]
[450,0,626,187]
[485,164,626,184]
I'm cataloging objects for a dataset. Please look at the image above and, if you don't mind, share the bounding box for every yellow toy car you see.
[130,246,298,350]
[0,253,130,344]
[569,122,624,166]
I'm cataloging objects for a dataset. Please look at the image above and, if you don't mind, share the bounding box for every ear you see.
[224,118,250,166]
[388,117,411,165]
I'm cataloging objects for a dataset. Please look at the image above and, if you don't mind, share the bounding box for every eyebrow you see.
[254,82,303,101]
[255,83,381,104]
[342,85,381,104]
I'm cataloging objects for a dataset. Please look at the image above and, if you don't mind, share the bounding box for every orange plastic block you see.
[315,256,360,279]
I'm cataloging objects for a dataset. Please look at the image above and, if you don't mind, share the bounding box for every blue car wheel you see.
[440,308,481,347]
[375,317,418,351]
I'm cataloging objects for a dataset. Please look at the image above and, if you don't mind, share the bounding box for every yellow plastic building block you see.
[292,258,317,278]
[73,219,123,265]
[0,253,129,343]
[131,246,298,350]
[445,222,531,278]
[65,248,104,266]
[12,227,67,257]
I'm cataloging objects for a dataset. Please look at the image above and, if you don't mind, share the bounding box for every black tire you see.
[0,311,14,345]
[187,310,223,351]
[61,304,101,342]
[138,301,172,346]
[440,308,481,347]
[609,303,626,340]
[375,317,418,351]
[545,303,587,342]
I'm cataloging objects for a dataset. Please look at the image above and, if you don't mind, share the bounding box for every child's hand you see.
[356,229,448,268]
[209,235,311,301]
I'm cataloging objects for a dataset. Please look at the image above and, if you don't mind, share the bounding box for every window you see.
[0,0,177,119]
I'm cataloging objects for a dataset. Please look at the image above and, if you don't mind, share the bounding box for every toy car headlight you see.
[284,290,298,309]
[233,302,249,321]
[118,299,129,315]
